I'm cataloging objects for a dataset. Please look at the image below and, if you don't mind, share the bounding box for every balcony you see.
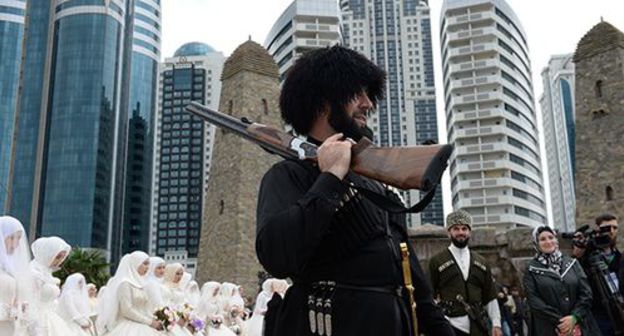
[295,22,341,34]
[446,11,495,26]
[448,42,497,58]
[454,142,508,156]
[450,124,507,142]
[447,26,497,43]
[448,108,506,125]
[454,159,507,173]
[448,74,502,92]
[449,58,499,73]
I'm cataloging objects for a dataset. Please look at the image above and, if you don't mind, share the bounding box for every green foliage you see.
[53,247,111,288]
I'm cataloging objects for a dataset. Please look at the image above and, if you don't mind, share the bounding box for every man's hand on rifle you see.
[318,133,353,180]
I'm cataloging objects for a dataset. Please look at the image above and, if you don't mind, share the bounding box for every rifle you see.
[456,294,490,334]
[184,101,452,192]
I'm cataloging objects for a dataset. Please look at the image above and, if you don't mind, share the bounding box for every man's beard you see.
[451,237,469,248]
[328,104,373,142]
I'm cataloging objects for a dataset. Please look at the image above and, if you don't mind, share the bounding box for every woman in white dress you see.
[246,279,275,336]
[163,263,186,306]
[59,273,94,335]
[86,284,98,317]
[96,251,163,336]
[215,283,246,336]
[162,264,192,336]
[199,282,235,336]
[185,281,201,309]
[0,216,32,335]
[144,257,167,312]
[29,236,78,336]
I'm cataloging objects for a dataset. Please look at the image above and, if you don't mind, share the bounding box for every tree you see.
[54,247,111,288]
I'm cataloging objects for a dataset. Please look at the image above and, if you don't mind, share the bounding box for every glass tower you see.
[121,0,161,256]
[8,0,161,261]
[0,0,25,212]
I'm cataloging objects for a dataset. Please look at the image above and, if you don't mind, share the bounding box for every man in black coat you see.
[576,213,622,336]
[255,45,454,336]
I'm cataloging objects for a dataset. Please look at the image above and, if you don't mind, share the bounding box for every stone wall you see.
[196,42,281,295]
[574,25,624,234]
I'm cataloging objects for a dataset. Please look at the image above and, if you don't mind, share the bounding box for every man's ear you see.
[319,102,331,119]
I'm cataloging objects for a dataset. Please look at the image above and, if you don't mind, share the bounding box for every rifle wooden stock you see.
[351,138,452,191]
[185,101,453,191]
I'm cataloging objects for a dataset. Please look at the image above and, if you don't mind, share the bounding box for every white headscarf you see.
[144,256,166,309]
[230,285,245,310]
[180,272,192,289]
[146,257,165,284]
[163,263,185,289]
[273,279,289,297]
[217,282,238,312]
[96,251,149,333]
[30,236,71,284]
[0,216,31,276]
[185,280,200,308]
[198,281,221,319]
[253,279,276,315]
[60,273,90,317]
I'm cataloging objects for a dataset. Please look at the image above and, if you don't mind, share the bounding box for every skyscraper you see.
[8,0,161,261]
[121,0,162,256]
[0,0,25,212]
[152,43,224,275]
[540,54,575,232]
[440,0,546,229]
[341,0,443,227]
[264,0,342,81]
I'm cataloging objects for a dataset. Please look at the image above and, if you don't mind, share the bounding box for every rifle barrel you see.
[185,102,299,159]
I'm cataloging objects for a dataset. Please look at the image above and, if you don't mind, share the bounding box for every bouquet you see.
[154,306,178,331]
[187,316,206,334]
[176,303,194,321]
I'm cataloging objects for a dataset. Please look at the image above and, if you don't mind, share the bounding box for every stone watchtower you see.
[573,21,624,228]
[196,40,281,293]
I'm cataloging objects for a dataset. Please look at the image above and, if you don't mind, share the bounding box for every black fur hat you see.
[279,45,386,135]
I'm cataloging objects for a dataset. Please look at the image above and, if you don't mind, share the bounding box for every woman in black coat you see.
[523,226,600,336]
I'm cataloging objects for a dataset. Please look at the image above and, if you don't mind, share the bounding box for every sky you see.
[161,0,624,224]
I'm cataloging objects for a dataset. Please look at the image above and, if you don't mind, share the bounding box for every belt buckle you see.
[396,286,403,297]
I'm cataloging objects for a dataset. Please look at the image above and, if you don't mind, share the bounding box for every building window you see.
[606,186,614,201]
[595,80,603,98]
[262,99,268,115]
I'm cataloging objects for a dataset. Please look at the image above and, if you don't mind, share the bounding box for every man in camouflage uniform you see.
[428,210,502,336]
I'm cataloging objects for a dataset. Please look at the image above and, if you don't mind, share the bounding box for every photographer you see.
[573,213,623,336]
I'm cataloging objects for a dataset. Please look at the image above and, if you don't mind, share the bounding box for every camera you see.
[562,224,613,250]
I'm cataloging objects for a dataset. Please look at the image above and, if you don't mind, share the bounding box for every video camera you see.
[563,224,624,335]
[561,224,613,251]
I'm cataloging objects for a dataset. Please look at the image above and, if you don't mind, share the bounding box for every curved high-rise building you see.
[40,0,128,250]
[121,0,162,256]
[264,0,342,81]
[440,0,546,229]
[0,0,25,211]
[540,54,575,232]
[8,0,161,262]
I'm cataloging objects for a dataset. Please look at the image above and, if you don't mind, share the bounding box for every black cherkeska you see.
[255,156,454,336]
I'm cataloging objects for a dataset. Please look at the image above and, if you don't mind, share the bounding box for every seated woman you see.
[523,226,600,336]
[96,251,163,336]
